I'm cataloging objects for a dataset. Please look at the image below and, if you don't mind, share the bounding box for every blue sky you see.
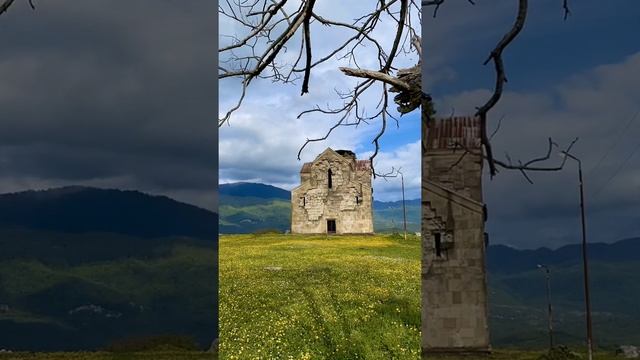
[428,1,640,96]
[2,1,635,247]
[423,1,640,248]
[219,1,423,202]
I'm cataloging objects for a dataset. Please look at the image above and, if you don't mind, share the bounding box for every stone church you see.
[422,115,491,354]
[291,148,374,234]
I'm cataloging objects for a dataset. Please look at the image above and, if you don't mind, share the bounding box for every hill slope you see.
[487,238,640,348]
[219,182,289,199]
[0,186,218,240]
[218,182,420,233]
[0,187,217,351]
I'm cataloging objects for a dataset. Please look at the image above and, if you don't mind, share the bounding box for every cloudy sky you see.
[3,1,638,249]
[0,1,217,211]
[423,1,640,248]
[219,1,423,202]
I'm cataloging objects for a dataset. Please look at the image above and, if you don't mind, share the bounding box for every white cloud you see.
[219,0,421,200]
[365,141,422,202]
[436,51,640,248]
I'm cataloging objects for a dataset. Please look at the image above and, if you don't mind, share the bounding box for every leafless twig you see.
[475,0,528,177]
[220,0,421,177]
[0,0,34,15]
[449,136,579,184]
[424,0,573,179]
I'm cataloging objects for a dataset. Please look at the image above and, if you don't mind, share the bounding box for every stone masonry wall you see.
[422,116,490,354]
[291,149,373,234]
[422,185,489,352]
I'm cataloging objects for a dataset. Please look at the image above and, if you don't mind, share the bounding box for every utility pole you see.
[398,170,407,240]
[537,264,554,349]
[561,151,594,360]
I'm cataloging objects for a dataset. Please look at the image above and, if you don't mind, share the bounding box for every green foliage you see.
[537,346,581,360]
[373,202,421,234]
[0,236,217,351]
[489,260,640,347]
[105,335,200,352]
[0,351,216,359]
[1,349,627,360]
[218,199,291,233]
[252,228,282,235]
[218,196,422,234]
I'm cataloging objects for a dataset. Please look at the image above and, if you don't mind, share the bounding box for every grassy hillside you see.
[488,261,640,348]
[218,198,291,233]
[373,199,421,233]
[218,233,640,355]
[0,187,218,352]
[219,233,421,359]
[486,238,640,348]
[218,197,421,233]
[0,351,216,359]
[0,187,217,239]
[0,232,217,351]
[0,349,627,360]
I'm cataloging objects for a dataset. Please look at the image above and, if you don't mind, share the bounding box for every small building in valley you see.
[291,148,374,234]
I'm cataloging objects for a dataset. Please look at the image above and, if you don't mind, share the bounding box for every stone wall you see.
[422,116,490,354]
[291,149,373,234]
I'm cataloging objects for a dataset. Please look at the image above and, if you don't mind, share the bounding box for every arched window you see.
[328,169,333,189]
[434,233,442,257]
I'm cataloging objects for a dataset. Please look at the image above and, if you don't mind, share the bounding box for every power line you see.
[587,110,640,179]
[591,139,640,200]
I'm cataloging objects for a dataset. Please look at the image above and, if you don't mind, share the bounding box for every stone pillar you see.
[422,116,490,356]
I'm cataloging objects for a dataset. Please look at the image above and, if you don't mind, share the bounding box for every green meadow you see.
[0,349,626,360]
[0,351,216,360]
[219,233,421,359]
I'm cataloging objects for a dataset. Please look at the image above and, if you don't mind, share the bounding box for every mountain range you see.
[487,238,640,348]
[0,186,218,351]
[0,186,217,239]
[0,184,638,350]
[219,182,421,233]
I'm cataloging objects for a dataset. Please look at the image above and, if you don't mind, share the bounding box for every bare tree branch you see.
[0,0,16,15]
[423,0,575,181]
[449,136,579,184]
[422,0,475,18]
[475,0,528,177]
[220,0,572,181]
[218,0,421,176]
[562,0,571,20]
[300,0,316,95]
[0,0,35,16]
[369,83,390,177]
[339,67,412,92]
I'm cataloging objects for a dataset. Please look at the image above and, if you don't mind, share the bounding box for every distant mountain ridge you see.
[0,186,218,240]
[218,182,421,233]
[1,183,640,348]
[373,199,421,210]
[219,182,290,199]
[0,186,218,351]
[487,237,640,273]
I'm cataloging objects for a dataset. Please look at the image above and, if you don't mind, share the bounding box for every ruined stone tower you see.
[291,148,373,234]
[422,116,490,355]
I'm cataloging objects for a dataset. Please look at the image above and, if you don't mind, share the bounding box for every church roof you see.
[356,159,371,171]
[427,116,482,150]
[300,159,371,173]
[300,162,312,173]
